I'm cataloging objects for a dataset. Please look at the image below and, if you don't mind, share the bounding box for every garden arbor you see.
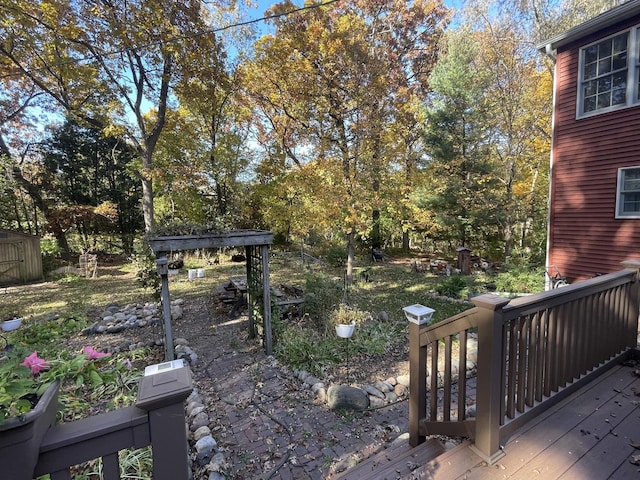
[148,230,274,360]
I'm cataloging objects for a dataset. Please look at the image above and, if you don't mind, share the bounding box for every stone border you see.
[292,332,479,412]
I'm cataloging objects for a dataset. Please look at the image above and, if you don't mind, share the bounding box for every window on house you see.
[616,167,640,218]
[580,31,629,115]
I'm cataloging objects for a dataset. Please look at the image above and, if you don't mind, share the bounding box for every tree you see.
[242,0,449,282]
[422,28,500,251]
[41,119,142,253]
[0,0,228,233]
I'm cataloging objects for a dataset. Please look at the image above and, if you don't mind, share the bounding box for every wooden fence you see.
[409,262,640,464]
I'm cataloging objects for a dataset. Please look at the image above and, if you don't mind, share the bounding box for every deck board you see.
[331,437,444,480]
[418,363,640,480]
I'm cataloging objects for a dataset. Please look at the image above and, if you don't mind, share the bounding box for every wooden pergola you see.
[148,230,274,360]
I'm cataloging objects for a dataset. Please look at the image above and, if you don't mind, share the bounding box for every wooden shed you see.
[0,229,43,286]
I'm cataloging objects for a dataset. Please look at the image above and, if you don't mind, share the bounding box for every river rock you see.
[362,384,385,399]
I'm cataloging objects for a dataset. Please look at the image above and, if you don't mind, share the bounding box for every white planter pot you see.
[335,324,355,338]
[1,318,22,332]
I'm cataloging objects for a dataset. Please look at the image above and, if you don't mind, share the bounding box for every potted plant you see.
[0,345,111,478]
[0,347,59,479]
[330,304,369,338]
[0,380,59,479]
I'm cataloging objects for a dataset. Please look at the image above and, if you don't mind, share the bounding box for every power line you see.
[1,0,341,81]
[211,0,340,33]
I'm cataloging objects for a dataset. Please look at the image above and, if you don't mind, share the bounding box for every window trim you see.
[615,166,640,219]
[576,27,640,118]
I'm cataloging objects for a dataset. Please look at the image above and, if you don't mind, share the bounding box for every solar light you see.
[402,304,435,325]
[144,359,186,376]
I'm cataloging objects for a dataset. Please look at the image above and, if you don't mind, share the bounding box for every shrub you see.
[41,235,62,274]
[435,275,468,299]
[132,239,160,300]
[494,268,543,294]
[275,326,341,376]
[303,272,344,332]
[322,245,347,267]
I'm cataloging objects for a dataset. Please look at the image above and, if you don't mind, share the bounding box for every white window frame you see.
[577,27,640,118]
[616,166,640,218]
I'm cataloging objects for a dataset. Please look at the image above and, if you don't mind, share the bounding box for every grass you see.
[2,250,490,382]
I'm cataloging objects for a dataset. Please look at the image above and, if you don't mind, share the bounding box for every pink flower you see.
[82,346,111,360]
[20,351,49,375]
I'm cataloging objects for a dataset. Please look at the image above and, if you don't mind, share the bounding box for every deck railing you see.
[409,262,640,464]
[32,363,193,480]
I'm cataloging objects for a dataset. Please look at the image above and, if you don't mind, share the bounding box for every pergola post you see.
[262,244,272,355]
[246,246,256,339]
[155,256,175,361]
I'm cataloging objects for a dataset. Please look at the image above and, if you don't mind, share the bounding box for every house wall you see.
[550,14,640,281]
[0,229,43,286]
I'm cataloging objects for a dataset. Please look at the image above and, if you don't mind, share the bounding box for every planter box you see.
[0,381,59,479]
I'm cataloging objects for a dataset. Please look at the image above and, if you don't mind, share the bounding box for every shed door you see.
[0,240,24,286]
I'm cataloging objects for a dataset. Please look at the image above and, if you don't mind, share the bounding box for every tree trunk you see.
[372,209,381,250]
[141,165,155,233]
[346,229,355,286]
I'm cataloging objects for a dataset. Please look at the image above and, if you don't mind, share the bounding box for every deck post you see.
[621,260,640,348]
[470,294,510,464]
[137,364,193,480]
[409,321,428,447]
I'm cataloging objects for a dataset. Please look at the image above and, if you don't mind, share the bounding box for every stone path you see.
[178,313,417,480]
[87,298,476,480]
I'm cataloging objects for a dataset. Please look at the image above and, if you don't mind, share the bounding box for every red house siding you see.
[550,16,640,281]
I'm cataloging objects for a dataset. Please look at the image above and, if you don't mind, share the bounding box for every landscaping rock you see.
[195,435,217,464]
[193,425,212,441]
[327,385,369,410]
[397,374,410,387]
[362,384,385,399]
[385,391,398,403]
[208,452,226,473]
[190,412,209,431]
[394,383,408,396]
[375,380,394,392]
[368,396,386,409]
[304,375,321,386]
[189,406,206,419]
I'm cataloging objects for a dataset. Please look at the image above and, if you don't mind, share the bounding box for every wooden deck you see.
[415,361,640,479]
[333,361,640,479]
